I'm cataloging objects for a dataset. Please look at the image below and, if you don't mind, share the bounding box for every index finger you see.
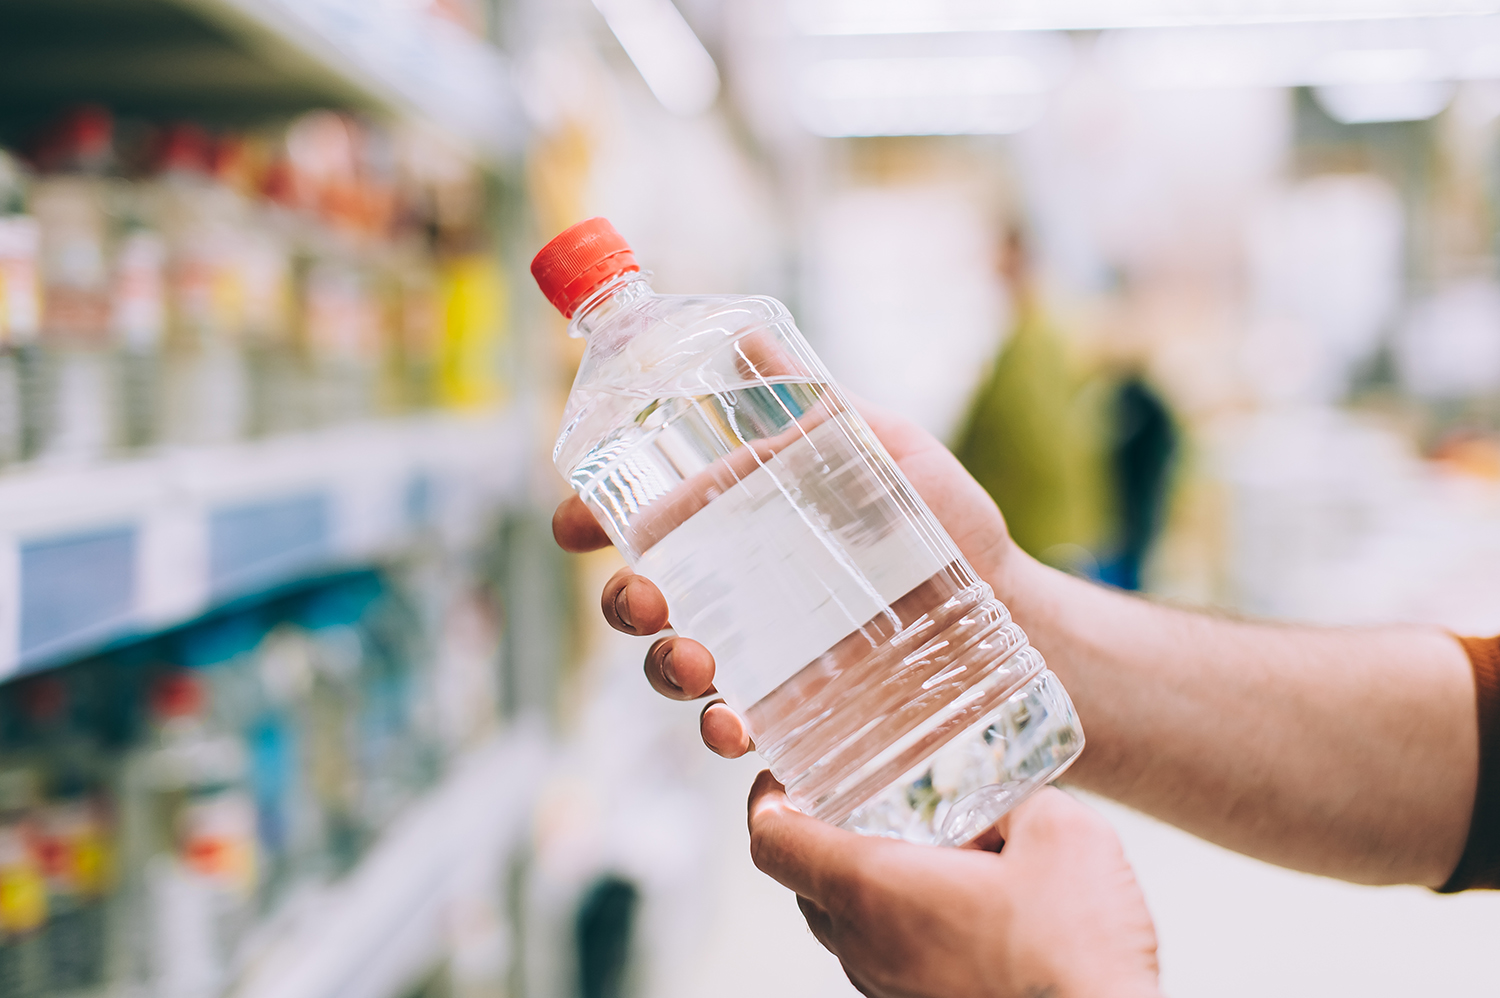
[553,496,613,552]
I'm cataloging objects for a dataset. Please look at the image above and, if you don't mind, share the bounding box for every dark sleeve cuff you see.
[1437,634,1500,893]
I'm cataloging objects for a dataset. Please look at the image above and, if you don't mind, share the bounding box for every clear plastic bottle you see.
[120,671,257,998]
[0,153,42,464]
[13,676,113,995]
[30,106,117,463]
[533,218,1084,846]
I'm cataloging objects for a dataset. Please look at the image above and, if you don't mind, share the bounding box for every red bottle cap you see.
[530,217,639,319]
[151,672,204,720]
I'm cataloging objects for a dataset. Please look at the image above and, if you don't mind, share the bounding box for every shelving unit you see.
[0,0,521,157]
[230,725,549,998]
[0,8,548,998]
[0,407,526,679]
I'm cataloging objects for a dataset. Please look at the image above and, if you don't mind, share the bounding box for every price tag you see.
[208,494,330,598]
[19,526,137,660]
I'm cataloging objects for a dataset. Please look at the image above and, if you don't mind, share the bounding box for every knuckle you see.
[748,824,777,874]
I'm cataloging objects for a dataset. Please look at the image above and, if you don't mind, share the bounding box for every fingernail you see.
[614,585,633,630]
[661,648,680,691]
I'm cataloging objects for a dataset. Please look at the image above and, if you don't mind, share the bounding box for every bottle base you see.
[838,669,1083,846]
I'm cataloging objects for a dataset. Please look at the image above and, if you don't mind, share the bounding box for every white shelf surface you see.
[0,408,526,679]
[231,723,550,998]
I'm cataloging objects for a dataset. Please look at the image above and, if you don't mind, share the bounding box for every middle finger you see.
[645,636,718,700]
[601,568,670,636]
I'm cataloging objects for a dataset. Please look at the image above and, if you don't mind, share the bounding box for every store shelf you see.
[231,724,550,998]
[0,0,520,158]
[0,408,526,680]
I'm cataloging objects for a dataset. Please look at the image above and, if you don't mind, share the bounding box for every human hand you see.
[748,772,1160,998]
[551,401,1031,757]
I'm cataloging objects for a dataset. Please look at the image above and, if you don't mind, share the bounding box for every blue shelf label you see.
[20,526,137,659]
[210,493,332,597]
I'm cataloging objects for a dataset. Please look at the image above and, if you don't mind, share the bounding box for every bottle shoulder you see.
[555,290,819,477]
[616,290,791,340]
[572,290,797,392]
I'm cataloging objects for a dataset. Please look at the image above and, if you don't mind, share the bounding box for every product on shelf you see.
[122,670,257,998]
[0,104,506,472]
[109,219,167,449]
[0,151,39,464]
[0,768,47,998]
[29,106,117,463]
[13,676,113,995]
[151,122,252,447]
[0,560,499,996]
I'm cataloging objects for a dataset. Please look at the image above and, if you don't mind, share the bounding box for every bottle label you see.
[178,791,257,899]
[38,799,112,901]
[0,215,42,344]
[111,231,167,351]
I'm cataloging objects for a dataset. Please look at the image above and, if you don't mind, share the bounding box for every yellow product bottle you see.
[436,254,507,411]
[0,769,48,997]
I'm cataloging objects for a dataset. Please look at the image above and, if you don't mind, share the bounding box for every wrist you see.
[1008,963,1161,998]
[1044,966,1162,998]
[985,544,1069,642]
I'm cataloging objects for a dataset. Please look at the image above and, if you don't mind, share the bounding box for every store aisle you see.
[677,752,863,998]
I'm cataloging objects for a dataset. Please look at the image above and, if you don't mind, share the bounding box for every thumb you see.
[985,786,1098,854]
[747,770,868,906]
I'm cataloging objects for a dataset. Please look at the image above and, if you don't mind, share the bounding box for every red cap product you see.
[150,672,204,720]
[530,217,639,319]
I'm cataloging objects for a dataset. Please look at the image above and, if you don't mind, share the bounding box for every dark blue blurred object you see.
[1098,377,1177,591]
[576,874,639,998]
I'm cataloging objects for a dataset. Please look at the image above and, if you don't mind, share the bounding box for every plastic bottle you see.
[121,671,256,998]
[29,106,117,462]
[12,676,113,995]
[109,206,168,451]
[0,768,47,997]
[0,151,41,464]
[532,218,1084,845]
[151,123,249,445]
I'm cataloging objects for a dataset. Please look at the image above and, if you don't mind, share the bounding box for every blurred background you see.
[0,0,1497,995]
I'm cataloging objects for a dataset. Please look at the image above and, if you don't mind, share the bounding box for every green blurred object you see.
[953,234,1103,566]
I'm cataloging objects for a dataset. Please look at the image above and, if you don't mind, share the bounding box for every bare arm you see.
[556,403,1479,888]
[1000,554,1476,888]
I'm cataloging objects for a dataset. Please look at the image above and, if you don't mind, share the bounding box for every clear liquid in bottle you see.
[539,219,1084,845]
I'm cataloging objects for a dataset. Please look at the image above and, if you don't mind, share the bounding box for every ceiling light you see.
[793,0,1500,35]
[594,0,720,115]
[1313,80,1457,120]
[797,57,1051,135]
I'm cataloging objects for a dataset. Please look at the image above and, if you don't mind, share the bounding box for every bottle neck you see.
[568,271,652,338]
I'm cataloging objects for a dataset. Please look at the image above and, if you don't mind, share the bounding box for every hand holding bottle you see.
[552,399,1031,759]
[747,771,1161,998]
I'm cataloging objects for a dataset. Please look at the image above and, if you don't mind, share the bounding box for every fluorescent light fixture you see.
[798,57,1050,134]
[795,31,1071,136]
[1313,80,1457,120]
[803,55,1050,101]
[1312,45,1433,84]
[798,91,1047,136]
[1100,14,1500,91]
[594,0,720,115]
[793,0,1500,35]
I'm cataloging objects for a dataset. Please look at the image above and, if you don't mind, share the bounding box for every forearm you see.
[1002,555,1478,887]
